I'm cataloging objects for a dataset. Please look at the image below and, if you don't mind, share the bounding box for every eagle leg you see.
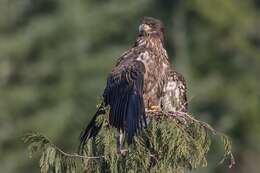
[115,130,128,155]
[146,99,161,111]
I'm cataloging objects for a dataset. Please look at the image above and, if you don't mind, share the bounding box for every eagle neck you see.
[137,36,168,62]
[136,36,165,51]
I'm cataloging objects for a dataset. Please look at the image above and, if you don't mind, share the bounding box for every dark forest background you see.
[0,0,260,172]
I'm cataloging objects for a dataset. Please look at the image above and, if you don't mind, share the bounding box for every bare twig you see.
[54,147,104,159]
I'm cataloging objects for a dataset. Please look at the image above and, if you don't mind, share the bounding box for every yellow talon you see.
[148,105,160,111]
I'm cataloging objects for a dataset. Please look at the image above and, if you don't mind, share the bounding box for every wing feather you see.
[103,60,146,143]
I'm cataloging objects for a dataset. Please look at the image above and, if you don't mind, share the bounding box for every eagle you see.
[79,17,187,154]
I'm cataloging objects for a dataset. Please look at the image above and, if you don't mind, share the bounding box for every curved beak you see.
[139,24,151,33]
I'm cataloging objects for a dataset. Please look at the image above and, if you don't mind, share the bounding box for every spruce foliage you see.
[23,109,234,173]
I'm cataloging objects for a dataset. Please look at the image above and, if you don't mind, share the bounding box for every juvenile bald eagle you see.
[79,17,188,153]
[161,70,188,112]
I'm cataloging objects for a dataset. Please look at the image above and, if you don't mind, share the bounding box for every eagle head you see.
[139,17,164,39]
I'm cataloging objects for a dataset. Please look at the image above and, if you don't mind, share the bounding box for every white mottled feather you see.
[161,70,188,112]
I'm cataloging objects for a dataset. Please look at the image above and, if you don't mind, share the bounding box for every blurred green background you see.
[0,0,260,172]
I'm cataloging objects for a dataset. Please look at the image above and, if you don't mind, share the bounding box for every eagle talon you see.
[148,105,161,111]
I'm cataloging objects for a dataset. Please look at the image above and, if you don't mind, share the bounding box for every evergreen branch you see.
[23,132,105,173]
[54,147,104,159]
[146,110,235,168]
[23,132,104,159]
[24,110,235,173]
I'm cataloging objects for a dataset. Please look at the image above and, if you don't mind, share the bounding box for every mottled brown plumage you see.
[161,70,188,112]
[79,17,188,151]
[103,17,170,143]
[115,18,169,110]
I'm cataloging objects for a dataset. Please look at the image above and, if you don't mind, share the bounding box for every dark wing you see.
[78,49,147,152]
[78,104,105,153]
[103,59,146,144]
[161,70,188,112]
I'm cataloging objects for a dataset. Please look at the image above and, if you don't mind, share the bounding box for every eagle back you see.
[112,35,170,108]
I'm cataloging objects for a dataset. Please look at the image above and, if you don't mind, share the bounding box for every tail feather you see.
[128,93,138,139]
[78,105,105,154]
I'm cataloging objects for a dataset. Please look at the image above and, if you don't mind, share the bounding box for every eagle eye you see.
[148,23,154,27]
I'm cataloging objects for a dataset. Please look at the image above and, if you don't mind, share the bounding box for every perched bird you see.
[161,70,188,113]
[79,17,188,154]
